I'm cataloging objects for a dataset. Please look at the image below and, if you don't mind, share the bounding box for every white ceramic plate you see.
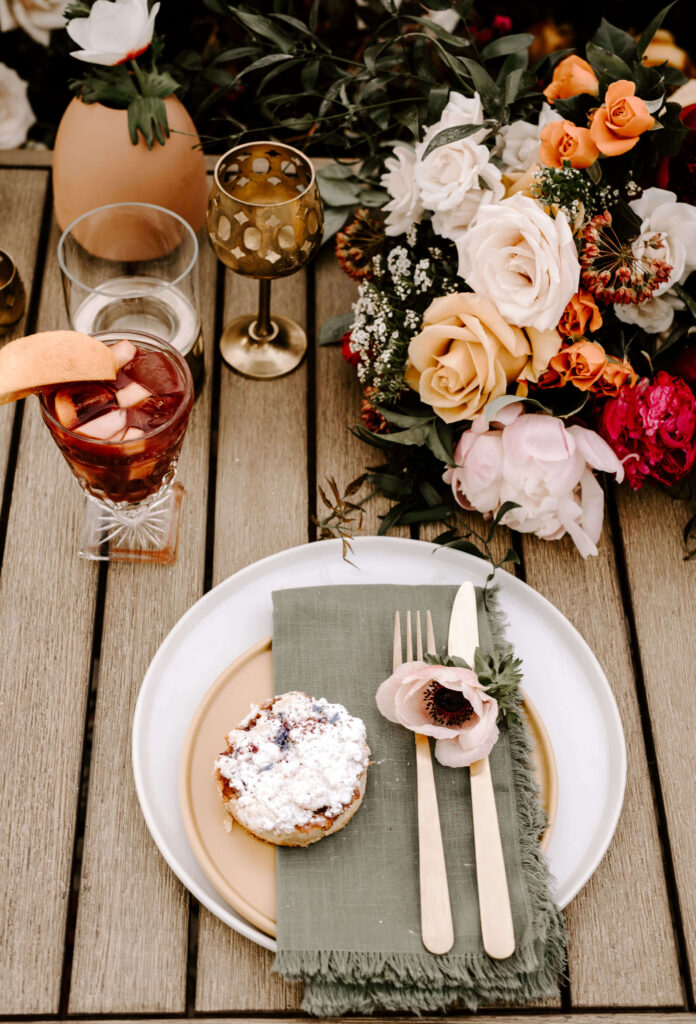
[132,537,626,953]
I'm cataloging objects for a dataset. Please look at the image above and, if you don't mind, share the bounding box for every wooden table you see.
[1,155,695,1023]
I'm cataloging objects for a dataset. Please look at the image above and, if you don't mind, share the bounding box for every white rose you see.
[421,91,486,148]
[414,137,503,236]
[496,104,562,172]
[380,144,424,237]
[628,187,696,294]
[67,0,159,66]
[0,0,67,45]
[0,62,34,149]
[615,292,683,334]
[456,194,580,331]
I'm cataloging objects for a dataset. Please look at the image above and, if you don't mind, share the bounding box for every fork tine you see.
[393,611,402,672]
[416,610,423,661]
[426,610,436,656]
[406,610,413,661]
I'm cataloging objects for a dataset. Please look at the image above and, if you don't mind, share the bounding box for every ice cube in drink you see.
[40,335,193,505]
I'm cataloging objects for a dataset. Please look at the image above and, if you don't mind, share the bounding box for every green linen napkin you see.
[271,584,565,1015]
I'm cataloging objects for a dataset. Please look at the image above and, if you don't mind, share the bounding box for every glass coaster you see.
[78,483,184,564]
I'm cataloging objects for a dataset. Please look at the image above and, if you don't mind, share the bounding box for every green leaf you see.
[400,506,452,524]
[127,95,169,149]
[394,104,420,140]
[427,84,450,122]
[367,473,411,498]
[493,501,520,526]
[480,33,535,60]
[233,10,295,52]
[591,18,638,63]
[317,176,361,207]
[418,480,444,507]
[460,57,503,108]
[309,0,319,32]
[425,420,454,465]
[585,42,633,82]
[440,538,489,560]
[376,422,434,446]
[238,53,296,80]
[504,68,526,105]
[318,312,353,346]
[376,406,435,429]
[673,283,696,323]
[421,121,495,159]
[317,162,358,181]
[637,3,677,58]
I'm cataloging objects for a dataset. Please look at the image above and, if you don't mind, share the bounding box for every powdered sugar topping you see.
[215,691,369,838]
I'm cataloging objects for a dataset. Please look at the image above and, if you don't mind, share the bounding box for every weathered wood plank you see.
[521,517,683,1007]
[0,217,99,1014]
[617,482,696,1001]
[67,238,218,1013]
[10,1013,696,1024]
[0,168,48,492]
[195,262,309,1012]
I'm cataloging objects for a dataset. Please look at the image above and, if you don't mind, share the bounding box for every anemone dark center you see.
[423,680,474,727]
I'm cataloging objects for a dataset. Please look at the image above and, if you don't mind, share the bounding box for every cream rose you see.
[0,0,67,46]
[0,62,34,149]
[405,292,561,422]
[457,194,580,332]
[380,144,424,237]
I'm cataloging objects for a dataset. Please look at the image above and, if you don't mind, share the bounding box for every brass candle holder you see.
[207,142,324,379]
[0,249,26,335]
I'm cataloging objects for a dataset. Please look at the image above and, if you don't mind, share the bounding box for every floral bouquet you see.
[322,6,696,560]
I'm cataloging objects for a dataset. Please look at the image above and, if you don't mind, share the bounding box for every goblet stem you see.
[254,279,273,340]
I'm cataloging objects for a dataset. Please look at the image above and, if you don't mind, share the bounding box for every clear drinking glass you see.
[58,202,204,393]
[39,329,194,564]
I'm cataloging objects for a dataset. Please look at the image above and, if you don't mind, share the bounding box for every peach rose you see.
[376,660,499,767]
[405,292,562,422]
[539,120,599,169]
[559,290,603,336]
[541,339,606,390]
[543,55,599,103]
[590,80,654,156]
[594,358,637,397]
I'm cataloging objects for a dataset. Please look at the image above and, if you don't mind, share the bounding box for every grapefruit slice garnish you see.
[0,330,118,406]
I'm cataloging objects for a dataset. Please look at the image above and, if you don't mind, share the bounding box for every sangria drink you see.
[39,329,193,562]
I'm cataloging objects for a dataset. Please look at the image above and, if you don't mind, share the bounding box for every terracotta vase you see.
[52,95,209,236]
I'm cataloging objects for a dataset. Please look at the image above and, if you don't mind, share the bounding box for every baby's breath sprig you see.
[530,165,620,226]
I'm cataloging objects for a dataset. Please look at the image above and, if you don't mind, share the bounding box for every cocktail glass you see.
[58,202,204,394]
[39,329,193,564]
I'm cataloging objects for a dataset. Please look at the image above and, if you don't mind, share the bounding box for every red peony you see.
[598,372,696,489]
[656,104,696,205]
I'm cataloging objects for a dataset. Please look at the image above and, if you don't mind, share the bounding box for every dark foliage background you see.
[0,0,691,150]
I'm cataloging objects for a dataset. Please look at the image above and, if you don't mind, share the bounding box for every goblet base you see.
[219,314,307,379]
[78,483,184,564]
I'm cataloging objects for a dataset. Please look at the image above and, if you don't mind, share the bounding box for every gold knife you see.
[448,582,515,960]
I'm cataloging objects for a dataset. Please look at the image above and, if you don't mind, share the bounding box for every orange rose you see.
[543,55,599,103]
[539,120,599,170]
[540,339,606,390]
[589,80,654,156]
[559,290,603,336]
[594,359,637,397]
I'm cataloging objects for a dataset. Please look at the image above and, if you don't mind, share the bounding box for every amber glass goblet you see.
[207,142,324,379]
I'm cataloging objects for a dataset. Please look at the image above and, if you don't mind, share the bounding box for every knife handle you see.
[415,732,455,955]
[470,755,515,959]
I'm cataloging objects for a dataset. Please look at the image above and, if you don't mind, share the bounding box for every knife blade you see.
[448,582,515,960]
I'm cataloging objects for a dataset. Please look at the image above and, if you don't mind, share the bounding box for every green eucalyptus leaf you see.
[321,205,352,243]
[318,312,354,346]
[591,18,638,63]
[459,56,503,108]
[317,162,358,181]
[375,406,434,429]
[376,422,435,446]
[480,33,535,60]
[317,176,361,206]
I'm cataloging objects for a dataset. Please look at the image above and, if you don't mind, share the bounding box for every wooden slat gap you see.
[58,560,110,1015]
[305,262,318,544]
[202,257,225,598]
[604,483,694,1010]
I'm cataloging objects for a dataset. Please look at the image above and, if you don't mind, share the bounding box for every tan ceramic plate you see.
[179,636,559,939]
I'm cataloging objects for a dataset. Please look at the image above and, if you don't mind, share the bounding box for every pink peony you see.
[443,403,624,557]
[598,371,696,489]
[376,661,499,767]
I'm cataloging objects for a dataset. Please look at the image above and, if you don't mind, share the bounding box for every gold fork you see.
[394,609,454,955]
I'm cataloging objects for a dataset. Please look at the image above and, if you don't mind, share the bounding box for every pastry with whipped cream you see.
[214,691,370,847]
